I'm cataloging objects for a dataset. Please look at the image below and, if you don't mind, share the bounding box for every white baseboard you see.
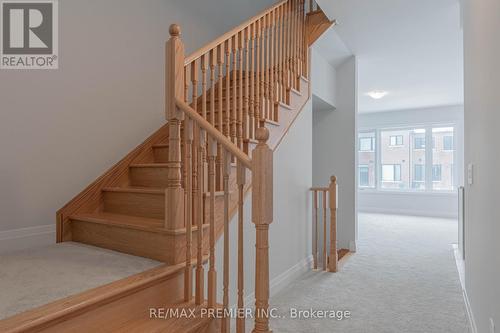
[358,207,457,219]
[348,240,357,252]
[244,255,313,307]
[452,244,477,333]
[463,288,478,333]
[0,224,55,254]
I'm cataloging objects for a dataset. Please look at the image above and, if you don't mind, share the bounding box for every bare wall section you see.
[312,56,357,251]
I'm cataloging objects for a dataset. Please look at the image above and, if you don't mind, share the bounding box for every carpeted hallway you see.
[269,213,470,333]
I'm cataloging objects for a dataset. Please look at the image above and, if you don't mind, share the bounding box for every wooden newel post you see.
[328,175,338,272]
[252,127,273,333]
[165,24,185,230]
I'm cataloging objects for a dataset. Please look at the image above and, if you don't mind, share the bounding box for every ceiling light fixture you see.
[366,90,388,100]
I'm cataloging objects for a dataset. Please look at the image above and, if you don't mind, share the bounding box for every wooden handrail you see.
[184,0,288,65]
[310,187,328,191]
[175,98,253,169]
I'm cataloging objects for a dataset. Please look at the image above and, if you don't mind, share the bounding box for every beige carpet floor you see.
[266,213,470,333]
[0,242,161,320]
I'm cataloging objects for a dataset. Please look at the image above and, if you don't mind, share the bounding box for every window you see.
[432,165,442,181]
[443,136,453,151]
[382,164,401,182]
[414,164,425,182]
[358,125,456,192]
[359,165,370,187]
[359,137,374,151]
[414,137,425,150]
[389,135,403,146]
[358,132,376,188]
[432,127,454,190]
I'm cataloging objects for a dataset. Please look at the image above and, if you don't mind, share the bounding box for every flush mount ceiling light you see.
[366,90,388,100]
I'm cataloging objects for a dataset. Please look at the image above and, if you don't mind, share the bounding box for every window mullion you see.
[425,126,433,191]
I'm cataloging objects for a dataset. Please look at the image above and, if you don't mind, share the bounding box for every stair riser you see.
[103,191,165,219]
[153,146,169,163]
[70,219,210,265]
[130,166,169,187]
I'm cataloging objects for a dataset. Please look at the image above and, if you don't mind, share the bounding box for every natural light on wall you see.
[358,126,455,192]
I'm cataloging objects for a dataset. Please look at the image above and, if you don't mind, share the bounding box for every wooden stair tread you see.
[70,212,166,232]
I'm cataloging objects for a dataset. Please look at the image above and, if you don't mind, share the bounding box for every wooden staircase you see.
[0,0,334,332]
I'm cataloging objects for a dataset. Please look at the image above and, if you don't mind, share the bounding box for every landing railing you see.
[310,176,338,272]
[165,1,319,332]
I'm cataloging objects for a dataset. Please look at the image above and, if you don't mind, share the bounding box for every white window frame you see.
[359,137,375,152]
[389,135,403,146]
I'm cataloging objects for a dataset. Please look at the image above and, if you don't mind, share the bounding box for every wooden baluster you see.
[165,24,185,230]
[210,47,220,193]
[210,50,216,127]
[190,61,200,301]
[184,116,193,301]
[301,3,308,77]
[237,31,244,150]
[284,1,291,101]
[218,44,224,133]
[279,4,284,104]
[259,17,266,126]
[236,161,246,333]
[201,54,209,205]
[181,67,188,191]
[252,127,273,333]
[264,13,270,121]
[275,5,282,105]
[216,44,224,192]
[207,137,217,308]
[249,23,256,141]
[322,189,327,270]
[298,0,303,79]
[296,0,301,80]
[221,150,231,333]
[201,54,208,120]
[328,176,338,272]
[255,18,262,131]
[270,9,276,121]
[225,39,231,140]
[313,190,318,270]
[291,0,297,91]
[195,124,205,305]
[243,27,250,145]
[231,36,238,147]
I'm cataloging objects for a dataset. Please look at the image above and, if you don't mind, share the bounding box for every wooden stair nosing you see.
[0,263,187,333]
[70,212,210,236]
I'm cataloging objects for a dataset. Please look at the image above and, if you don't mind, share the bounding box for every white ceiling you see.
[316,0,464,113]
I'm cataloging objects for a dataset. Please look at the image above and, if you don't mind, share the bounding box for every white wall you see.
[214,100,313,308]
[463,0,500,331]
[0,0,275,248]
[311,46,337,108]
[358,105,464,218]
[312,56,357,251]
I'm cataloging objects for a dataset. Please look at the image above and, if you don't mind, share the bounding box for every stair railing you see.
[310,176,338,272]
[166,22,277,333]
[165,1,316,331]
